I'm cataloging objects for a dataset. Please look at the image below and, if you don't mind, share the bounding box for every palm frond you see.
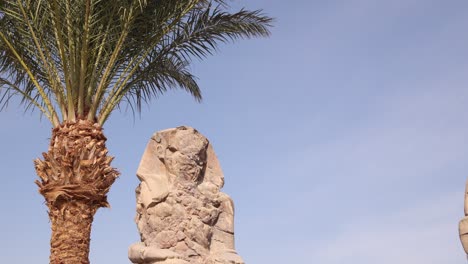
[0,0,273,127]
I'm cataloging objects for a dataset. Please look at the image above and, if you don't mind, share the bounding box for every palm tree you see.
[0,1,272,263]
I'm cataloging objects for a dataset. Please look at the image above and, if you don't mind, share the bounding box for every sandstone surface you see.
[460,179,468,254]
[129,126,244,264]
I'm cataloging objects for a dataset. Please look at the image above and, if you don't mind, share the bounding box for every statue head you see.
[155,126,209,184]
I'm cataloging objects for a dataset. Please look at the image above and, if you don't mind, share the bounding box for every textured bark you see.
[35,120,119,264]
[49,201,96,264]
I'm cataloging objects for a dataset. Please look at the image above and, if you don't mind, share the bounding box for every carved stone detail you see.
[129,126,244,264]
[460,179,468,255]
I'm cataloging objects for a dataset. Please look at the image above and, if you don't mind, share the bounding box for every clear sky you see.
[1,0,468,263]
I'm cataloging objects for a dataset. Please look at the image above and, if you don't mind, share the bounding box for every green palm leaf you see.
[0,0,272,127]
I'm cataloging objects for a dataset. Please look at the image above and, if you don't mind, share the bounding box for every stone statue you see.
[460,179,468,255]
[128,126,244,264]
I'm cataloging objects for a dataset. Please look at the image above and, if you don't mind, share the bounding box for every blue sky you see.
[1,0,468,263]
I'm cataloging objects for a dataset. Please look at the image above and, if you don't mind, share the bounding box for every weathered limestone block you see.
[129,126,244,264]
[460,179,468,255]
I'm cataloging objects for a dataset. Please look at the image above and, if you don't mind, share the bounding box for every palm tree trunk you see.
[34,120,119,264]
[48,201,96,264]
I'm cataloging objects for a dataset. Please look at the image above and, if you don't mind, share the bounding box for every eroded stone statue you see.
[460,180,468,255]
[129,126,244,264]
